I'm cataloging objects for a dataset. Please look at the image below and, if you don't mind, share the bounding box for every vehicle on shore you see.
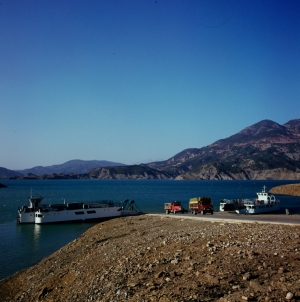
[189,196,214,215]
[17,193,141,224]
[164,201,184,214]
[235,186,280,215]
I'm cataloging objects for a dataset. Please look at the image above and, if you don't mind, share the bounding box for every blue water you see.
[1,179,300,280]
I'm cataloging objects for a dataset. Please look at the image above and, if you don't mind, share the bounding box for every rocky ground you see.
[270,184,300,197]
[1,214,300,302]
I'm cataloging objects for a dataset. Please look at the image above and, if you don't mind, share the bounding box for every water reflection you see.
[33,224,41,253]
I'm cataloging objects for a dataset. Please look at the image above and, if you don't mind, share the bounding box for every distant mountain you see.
[4,119,300,180]
[147,119,300,180]
[9,165,172,180]
[85,165,172,179]
[18,160,126,176]
[0,167,23,179]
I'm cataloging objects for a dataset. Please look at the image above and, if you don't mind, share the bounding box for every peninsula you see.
[1,215,300,301]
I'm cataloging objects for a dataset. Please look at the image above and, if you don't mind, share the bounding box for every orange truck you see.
[189,196,214,215]
[164,201,184,214]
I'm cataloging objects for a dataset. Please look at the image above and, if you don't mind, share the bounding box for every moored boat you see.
[35,200,123,224]
[17,192,44,223]
[235,186,280,215]
[219,199,246,212]
[17,193,141,224]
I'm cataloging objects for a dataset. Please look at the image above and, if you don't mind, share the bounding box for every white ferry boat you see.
[235,186,280,215]
[18,194,140,224]
[17,193,44,223]
[35,200,123,224]
[219,199,245,212]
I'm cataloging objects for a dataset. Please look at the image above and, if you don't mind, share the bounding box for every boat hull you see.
[236,203,280,215]
[18,212,36,223]
[35,206,122,224]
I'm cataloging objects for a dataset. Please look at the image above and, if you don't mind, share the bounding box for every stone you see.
[286,292,294,300]
[243,272,252,281]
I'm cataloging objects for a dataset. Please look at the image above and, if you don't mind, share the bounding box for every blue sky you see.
[1,0,299,170]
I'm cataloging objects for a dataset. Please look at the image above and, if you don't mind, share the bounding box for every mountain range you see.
[0,160,125,179]
[2,119,300,180]
[147,119,300,180]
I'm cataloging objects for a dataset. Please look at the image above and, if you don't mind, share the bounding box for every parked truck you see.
[189,196,214,215]
[164,201,184,214]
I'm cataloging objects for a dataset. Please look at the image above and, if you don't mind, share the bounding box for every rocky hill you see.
[85,165,172,179]
[147,119,300,180]
[1,215,300,302]
[0,167,23,179]
[270,183,300,197]
[18,159,126,176]
[9,165,172,180]
[3,119,300,180]
[0,160,126,179]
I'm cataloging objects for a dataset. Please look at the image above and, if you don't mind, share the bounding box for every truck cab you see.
[164,201,184,214]
[189,196,214,215]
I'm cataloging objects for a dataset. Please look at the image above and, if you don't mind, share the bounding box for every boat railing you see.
[87,201,117,208]
[18,206,36,213]
[242,199,256,205]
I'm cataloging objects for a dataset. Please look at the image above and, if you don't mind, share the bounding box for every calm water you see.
[1,179,300,280]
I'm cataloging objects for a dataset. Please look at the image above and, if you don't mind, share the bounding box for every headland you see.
[1,214,300,302]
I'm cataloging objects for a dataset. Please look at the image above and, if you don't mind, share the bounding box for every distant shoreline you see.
[269,183,300,197]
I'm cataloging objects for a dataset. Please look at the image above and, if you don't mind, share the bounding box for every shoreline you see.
[149,211,300,226]
[1,214,300,301]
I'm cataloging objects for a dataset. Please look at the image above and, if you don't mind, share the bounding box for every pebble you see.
[286,292,294,300]
[243,272,252,281]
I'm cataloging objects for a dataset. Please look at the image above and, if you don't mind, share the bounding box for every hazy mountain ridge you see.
[2,119,300,180]
[0,167,23,179]
[17,160,126,176]
[85,165,172,180]
[9,165,172,180]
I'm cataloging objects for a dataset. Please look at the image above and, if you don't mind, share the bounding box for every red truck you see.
[164,201,184,214]
[189,196,214,215]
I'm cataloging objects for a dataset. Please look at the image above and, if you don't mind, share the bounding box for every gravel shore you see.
[1,214,300,302]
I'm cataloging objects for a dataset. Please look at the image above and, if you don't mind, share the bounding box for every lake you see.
[1,179,300,280]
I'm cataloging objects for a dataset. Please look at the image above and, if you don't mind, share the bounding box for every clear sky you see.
[1,0,299,170]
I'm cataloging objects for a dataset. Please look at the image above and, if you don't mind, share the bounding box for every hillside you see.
[85,165,172,179]
[3,119,300,180]
[0,160,126,179]
[147,119,300,180]
[0,167,23,179]
[1,215,300,302]
[269,184,300,197]
[9,165,172,180]
[18,159,126,176]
